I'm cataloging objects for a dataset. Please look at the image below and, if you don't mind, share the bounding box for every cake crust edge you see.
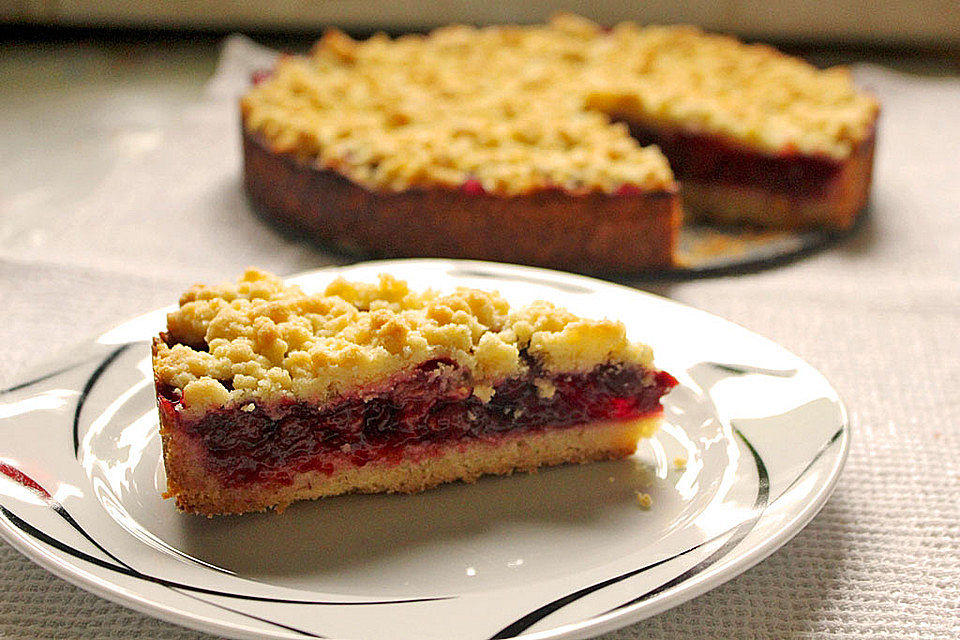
[241,128,681,275]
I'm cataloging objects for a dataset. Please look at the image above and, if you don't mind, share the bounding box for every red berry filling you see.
[622,119,842,196]
[160,359,676,488]
[460,178,486,195]
[614,183,645,196]
[250,69,273,85]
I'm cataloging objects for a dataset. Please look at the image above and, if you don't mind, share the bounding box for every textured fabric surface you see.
[0,36,957,639]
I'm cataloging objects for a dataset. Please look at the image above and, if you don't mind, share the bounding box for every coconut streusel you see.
[153,268,654,418]
[241,14,877,196]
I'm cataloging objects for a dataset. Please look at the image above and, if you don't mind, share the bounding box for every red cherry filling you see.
[250,69,273,85]
[615,184,645,196]
[460,178,486,195]
[622,119,842,197]
[163,360,676,487]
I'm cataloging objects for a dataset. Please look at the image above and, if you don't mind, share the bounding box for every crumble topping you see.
[533,378,557,399]
[241,14,877,196]
[582,22,877,160]
[636,492,653,509]
[154,268,654,418]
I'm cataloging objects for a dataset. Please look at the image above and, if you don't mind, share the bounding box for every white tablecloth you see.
[1,36,957,639]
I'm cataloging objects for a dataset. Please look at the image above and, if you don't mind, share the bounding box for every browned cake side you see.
[242,131,681,274]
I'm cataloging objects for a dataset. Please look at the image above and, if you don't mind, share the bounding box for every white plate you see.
[0,260,848,640]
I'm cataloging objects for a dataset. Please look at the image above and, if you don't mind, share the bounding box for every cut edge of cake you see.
[158,400,660,516]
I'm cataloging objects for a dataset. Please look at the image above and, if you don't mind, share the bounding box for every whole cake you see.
[152,269,677,515]
[241,14,878,272]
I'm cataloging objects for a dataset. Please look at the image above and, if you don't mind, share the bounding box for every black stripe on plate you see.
[444,268,594,294]
[488,426,772,639]
[586,425,842,631]
[0,362,86,395]
[188,596,326,637]
[596,427,771,614]
[3,505,324,636]
[73,344,133,457]
[706,363,797,378]
[601,425,843,616]
[0,461,329,637]
[772,426,844,503]
[0,506,450,606]
[50,507,326,637]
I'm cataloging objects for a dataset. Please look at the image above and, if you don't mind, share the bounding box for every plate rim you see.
[0,258,850,640]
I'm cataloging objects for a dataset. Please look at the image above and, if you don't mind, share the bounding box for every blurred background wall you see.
[2,0,958,45]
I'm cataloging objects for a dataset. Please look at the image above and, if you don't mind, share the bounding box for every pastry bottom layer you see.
[166,416,660,516]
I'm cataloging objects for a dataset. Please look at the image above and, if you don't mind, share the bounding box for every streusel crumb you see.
[241,13,877,196]
[154,268,654,418]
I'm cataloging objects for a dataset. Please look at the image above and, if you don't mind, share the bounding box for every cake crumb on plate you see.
[636,492,653,509]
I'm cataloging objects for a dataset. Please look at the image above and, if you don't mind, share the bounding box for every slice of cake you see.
[151,269,677,516]
[240,14,877,273]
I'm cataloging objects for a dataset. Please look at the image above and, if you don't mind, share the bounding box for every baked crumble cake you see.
[240,14,878,272]
[152,268,677,515]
